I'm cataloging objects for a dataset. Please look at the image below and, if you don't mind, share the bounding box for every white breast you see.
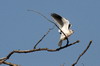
[60,26,73,40]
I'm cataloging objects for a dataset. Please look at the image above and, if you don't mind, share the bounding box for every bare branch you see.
[0,58,19,66]
[72,40,93,66]
[0,40,79,66]
[34,27,54,49]
[3,61,19,66]
[0,40,79,65]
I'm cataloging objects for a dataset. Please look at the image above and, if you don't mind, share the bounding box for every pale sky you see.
[0,0,99,66]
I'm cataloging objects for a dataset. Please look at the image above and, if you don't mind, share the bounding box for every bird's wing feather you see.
[62,17,70,30]
[51,13,64,28]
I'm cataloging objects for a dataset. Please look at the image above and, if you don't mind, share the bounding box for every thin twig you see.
[72,40,93,66]
[34,27,54,49]
[27,10,69,44]
[0,59,19,66]
[3,61,19,66]
[27,10,54,24]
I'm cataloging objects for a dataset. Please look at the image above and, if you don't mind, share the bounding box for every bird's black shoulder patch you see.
[51,13,62,20]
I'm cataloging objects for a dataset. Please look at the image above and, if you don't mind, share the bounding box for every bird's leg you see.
[66,38,69,46]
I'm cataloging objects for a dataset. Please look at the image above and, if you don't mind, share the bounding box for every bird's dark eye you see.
[59,32,62,34]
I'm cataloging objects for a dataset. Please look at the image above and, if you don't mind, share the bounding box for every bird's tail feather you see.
[58,40,62,47]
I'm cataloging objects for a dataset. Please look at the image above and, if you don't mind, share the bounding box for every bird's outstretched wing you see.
[51,13,64,28]
[51,13,70,30]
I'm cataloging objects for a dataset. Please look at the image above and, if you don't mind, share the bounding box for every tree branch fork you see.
[0,40,80,66]
[0,10,93,66]
[0,40,92,66]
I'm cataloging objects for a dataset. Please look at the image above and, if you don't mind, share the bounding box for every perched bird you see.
[51,13,74,47]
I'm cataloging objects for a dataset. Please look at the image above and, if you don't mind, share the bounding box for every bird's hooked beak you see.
[72,30,74,34]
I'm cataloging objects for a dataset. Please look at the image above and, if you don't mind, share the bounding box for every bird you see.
[51,13,74,47]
